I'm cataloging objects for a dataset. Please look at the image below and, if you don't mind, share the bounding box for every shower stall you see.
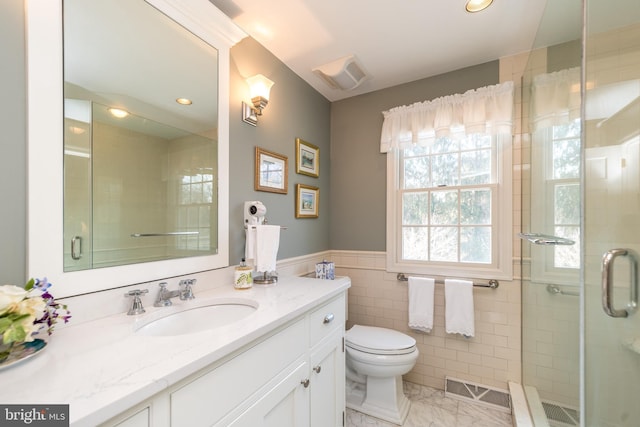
[521,0,640,425]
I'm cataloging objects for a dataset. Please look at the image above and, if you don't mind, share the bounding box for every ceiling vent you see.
[312,55,368,91]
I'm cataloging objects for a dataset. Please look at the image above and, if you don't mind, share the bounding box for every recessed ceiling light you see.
[176,98,193,105]
[465,0,493,13]
[108,108,129,118]
[68,126,86,135]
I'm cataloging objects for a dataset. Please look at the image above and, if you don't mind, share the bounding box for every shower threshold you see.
[519,383,579,427]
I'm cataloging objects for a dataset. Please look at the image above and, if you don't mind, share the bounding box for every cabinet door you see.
[109,407,149,427]
[226,361,310,427]
[310,328,345,427]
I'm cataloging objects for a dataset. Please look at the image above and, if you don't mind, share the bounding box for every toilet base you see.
[346,375,411,425]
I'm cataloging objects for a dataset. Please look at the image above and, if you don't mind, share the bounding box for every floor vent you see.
[541,401,580,426]
[444,377,511,413]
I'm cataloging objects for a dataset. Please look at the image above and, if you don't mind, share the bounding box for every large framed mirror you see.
[63,0,220,272]
[26,0,245,298]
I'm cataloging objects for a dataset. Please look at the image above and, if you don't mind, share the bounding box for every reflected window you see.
[178,171,215,251]
[531,117,581,281]
[549,119,581,269]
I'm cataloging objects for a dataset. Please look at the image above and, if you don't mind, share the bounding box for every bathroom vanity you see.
[0,276,349,427]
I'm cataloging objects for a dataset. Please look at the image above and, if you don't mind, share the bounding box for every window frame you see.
[386,134,513,280]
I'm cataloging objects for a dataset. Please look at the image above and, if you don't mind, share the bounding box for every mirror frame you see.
[26,0,245,298]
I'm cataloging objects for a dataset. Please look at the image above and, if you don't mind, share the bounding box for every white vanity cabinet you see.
[224,293,347,427]
[100,291,346,427]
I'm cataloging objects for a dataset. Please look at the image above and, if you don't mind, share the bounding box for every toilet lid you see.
[346,325,416,355]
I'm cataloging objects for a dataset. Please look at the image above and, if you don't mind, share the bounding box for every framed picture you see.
[255,147,288,194]
[295,138,319,178]
[295,184,319,218]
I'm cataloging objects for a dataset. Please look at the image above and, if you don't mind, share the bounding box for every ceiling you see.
[210,0,583,101]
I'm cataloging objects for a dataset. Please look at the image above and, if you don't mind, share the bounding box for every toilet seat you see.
[346,325,416,355]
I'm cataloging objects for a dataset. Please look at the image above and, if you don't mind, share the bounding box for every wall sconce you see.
[242,74,274,126]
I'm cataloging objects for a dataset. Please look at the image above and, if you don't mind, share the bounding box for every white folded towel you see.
[408,276,435,333]
[255,224,280,272]
[444,279,475,337]
[245,226,257,261]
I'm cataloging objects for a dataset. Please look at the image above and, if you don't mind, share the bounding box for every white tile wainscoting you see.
[331,250,522,392]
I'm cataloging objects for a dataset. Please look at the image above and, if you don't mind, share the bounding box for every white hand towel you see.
[408,276,435,333]
[244,226,257,262]
[255,224,280,272]
[444,279,475,337]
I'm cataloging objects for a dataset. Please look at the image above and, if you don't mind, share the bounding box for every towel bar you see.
[131,231,199,237]
[396,273,499,289]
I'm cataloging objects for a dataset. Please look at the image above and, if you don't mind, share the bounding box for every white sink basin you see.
[135,298,259,337]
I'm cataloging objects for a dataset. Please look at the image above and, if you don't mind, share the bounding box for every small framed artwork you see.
[295,184,319,218]
[255,147,288,194]
[295,138,319,178]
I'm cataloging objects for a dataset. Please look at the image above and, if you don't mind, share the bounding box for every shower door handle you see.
[71,235,82,260]
[602,248,639,318]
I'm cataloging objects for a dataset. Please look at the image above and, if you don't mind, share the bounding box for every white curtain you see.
[380,81,514,153]
[530,67,581,132]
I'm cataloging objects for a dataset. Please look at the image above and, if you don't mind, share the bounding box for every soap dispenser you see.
[234,258,253,290]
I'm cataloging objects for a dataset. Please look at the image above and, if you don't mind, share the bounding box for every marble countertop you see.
[0,276,350,426]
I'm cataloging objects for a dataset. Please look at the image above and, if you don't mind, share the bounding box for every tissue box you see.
[315,260,335,280]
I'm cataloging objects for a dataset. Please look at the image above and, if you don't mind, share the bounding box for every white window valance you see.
[531,67,581,132]
[380,81,514,153]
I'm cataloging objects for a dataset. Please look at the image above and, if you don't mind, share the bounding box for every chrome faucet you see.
[154,279,197,307]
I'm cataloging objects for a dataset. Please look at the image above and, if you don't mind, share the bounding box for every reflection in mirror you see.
[63,0,219,271]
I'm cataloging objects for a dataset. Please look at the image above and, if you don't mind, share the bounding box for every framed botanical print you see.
[295,138,319,178]
[255,147,288,194]
[295,184,319,218]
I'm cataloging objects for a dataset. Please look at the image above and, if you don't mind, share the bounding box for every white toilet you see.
[345,325,419,425]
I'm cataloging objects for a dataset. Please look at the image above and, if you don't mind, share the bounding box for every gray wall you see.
[548,39,581,72]
[0,0,27,285]
[329,61,499,251]
[228,38,332,263]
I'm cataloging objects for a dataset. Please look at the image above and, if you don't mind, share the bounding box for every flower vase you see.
[0,339,47,370]
[0,342,14,363]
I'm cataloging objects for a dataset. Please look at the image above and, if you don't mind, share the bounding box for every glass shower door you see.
[583,0,640,425]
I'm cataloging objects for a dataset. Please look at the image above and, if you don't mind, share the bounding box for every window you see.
[388,133,512,279]
[381,81,514,280]
[531,118,581,282]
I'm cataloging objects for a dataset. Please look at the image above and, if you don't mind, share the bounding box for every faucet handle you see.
[125,289,148,315]
[154,281,172,307]
[179,278,196,300]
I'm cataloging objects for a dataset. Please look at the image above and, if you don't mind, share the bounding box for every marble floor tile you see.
[347,381,513,427]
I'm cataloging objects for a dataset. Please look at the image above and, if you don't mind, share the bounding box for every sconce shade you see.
[247,74,274,102]
[242,74,275,126]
